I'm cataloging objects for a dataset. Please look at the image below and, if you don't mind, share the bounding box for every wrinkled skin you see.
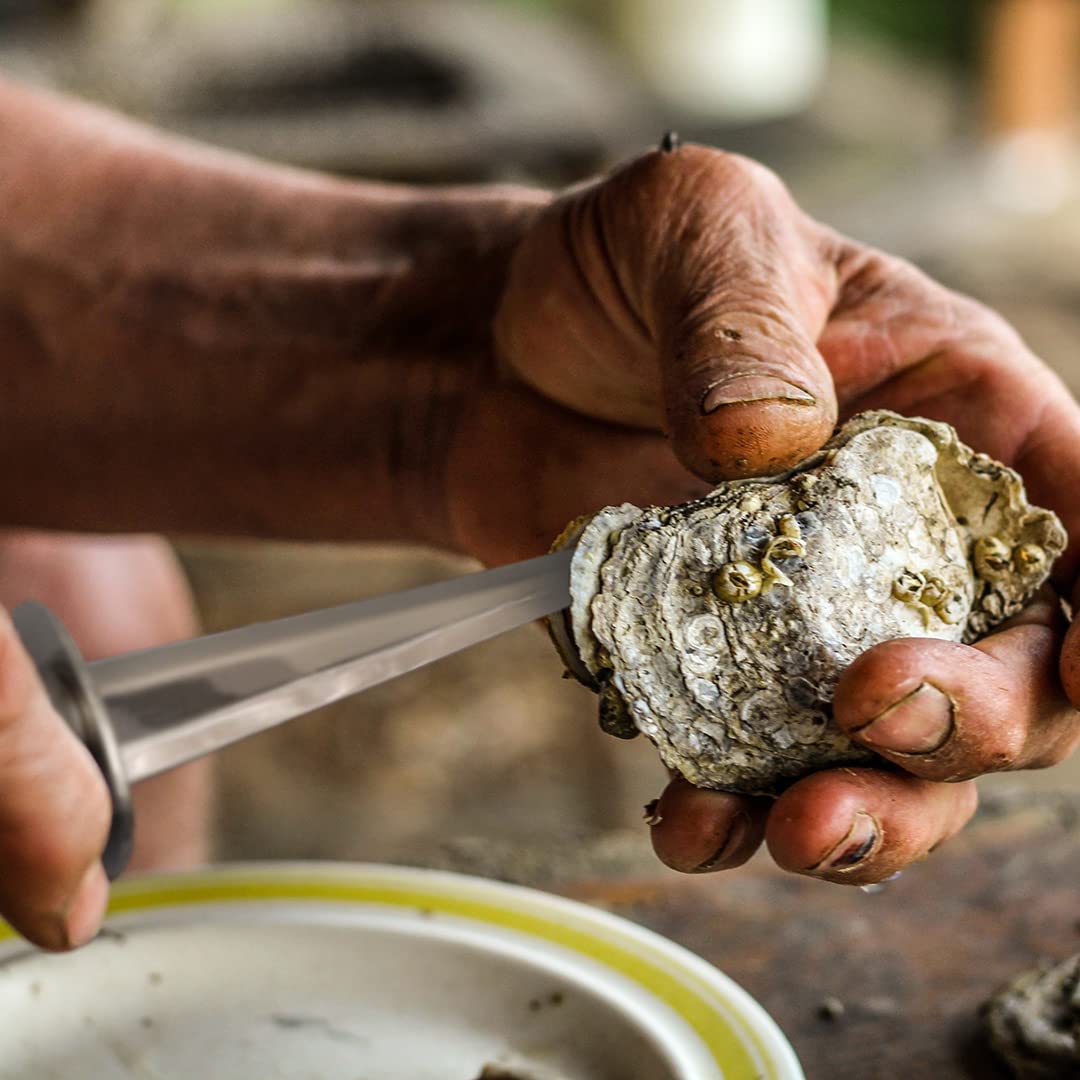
[453,145,1080,885]
[7,141,1080,957]
[0,535,208,949]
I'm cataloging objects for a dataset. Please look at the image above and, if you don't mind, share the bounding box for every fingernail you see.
[702,374,816,414]
[694,812,750,872]
[62,862,109,948]
[643,799,663,826]
[856,683,954,755]
[810,811,880,873]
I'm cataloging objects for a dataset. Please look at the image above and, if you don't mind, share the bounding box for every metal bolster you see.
[12,602,133,880]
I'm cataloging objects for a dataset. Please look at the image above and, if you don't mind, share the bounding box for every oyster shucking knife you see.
[13,548,573,878]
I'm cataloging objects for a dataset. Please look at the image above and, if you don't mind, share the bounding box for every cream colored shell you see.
[552,412,1066,794]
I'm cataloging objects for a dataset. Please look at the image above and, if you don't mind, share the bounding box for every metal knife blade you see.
[89,547,573,784]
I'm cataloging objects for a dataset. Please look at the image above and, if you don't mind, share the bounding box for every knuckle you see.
[943,294,1046,378]
[832,243,921,310]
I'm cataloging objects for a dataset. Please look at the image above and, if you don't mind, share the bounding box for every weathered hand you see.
[0,535,204,948]
[478,143,1080,884]
[0,604,110,950]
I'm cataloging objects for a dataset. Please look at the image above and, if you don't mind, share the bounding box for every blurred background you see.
[2,0,1078,879]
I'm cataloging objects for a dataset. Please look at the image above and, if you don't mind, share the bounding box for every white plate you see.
[0,863,802,1080]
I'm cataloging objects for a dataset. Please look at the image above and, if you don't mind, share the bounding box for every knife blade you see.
[12,547,573,877]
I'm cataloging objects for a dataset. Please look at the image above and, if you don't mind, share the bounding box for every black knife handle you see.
[12,602,133,880]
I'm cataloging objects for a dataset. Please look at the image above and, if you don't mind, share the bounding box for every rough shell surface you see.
[552,411,1066,794]
[983,953,1080,1080]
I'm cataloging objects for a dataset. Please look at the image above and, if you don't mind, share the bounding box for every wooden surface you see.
[560,790,1080,1080]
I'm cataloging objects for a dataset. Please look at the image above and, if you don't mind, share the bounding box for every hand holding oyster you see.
[551,411,1066,795]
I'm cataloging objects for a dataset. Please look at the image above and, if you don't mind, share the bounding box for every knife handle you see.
[12,602,133,880]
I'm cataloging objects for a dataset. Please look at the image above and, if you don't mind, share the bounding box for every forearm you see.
[0,77,547,544]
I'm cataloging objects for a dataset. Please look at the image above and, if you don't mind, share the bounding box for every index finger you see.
[833,594,1080,781]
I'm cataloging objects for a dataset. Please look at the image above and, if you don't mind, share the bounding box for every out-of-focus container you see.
[981,0,1079,214]
[0,864,806,1080]
[614,0,828,121]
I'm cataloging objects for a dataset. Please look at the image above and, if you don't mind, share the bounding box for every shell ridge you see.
[554,411,1066,793]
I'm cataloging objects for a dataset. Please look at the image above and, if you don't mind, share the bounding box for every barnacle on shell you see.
[713,561,763,602]
[548,411,1066,795]
[892,569,925,603]
[1015,542,1050,578]
[919,576,949,607]
[975,536,1013,581]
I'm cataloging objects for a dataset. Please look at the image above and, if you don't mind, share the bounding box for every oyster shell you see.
[551,411,1066,794]
[982,953,1080,1079]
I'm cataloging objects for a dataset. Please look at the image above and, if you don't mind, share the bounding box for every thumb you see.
[645,147,839,480]
[496,143,838,482]
[0,608,110,950]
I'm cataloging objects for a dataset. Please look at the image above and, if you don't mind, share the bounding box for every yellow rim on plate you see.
[1,863,800,1079]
